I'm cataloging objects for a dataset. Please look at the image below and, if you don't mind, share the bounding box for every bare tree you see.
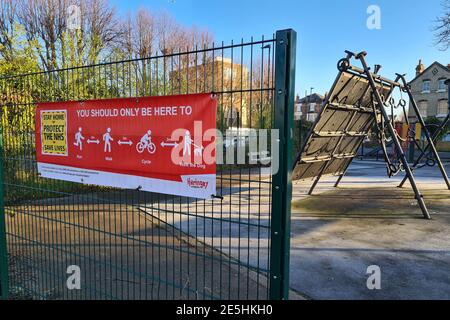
[9,0,212,71]
[17,0,122,69]
[0,0,18,61]
[156,11,186,55]
[434,0,450,50]
[120,8,156,58]
[135,9,156,58]
[83,0,121,64]
[17,0,68,70]
[153,11,212,54]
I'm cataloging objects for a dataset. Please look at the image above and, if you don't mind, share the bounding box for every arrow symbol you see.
[161,141,178,148]
[87,139,99,144]
[118,140,133,146]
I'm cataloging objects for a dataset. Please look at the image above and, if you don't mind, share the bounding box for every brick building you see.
[294,93,324,122]
[170,56,250,127]
[408,60,450,121]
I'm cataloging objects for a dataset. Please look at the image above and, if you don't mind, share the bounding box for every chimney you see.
[416,59,425,77]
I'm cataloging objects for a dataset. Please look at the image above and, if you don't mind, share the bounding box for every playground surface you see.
[290,160,450,299]
[146,160,450,299]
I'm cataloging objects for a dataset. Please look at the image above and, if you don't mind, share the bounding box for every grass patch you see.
[437,141,450,152]
[292,187,450,217]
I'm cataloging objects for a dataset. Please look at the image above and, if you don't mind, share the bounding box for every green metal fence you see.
[0,29,296,300]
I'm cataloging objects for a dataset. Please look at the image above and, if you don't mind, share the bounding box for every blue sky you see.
[110,0,449,97]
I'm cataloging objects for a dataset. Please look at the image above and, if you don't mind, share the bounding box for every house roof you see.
[297,93,324,103]
[409,61,450,84]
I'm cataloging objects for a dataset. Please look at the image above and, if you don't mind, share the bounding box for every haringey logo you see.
[187,178,209,189]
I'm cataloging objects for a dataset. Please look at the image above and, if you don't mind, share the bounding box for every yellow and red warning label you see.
[40,110,68,156]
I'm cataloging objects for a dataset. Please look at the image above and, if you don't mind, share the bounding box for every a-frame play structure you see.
[293,51,450,219]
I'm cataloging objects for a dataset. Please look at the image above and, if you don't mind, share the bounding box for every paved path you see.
[144,161,450,299]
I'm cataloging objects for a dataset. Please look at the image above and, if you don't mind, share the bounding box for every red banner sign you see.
[36,93,217,199]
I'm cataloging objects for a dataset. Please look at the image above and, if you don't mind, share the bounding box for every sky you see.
[109,0,449,98]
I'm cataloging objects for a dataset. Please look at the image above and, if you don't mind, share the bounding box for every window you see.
[438,79,447,92]
[224,68,232,79]
[418,100,428,117]
[309,103,315,112]
[295,103,302,117]
[437,100,448,116]
[422,80,431,93]
[306,113,317,122]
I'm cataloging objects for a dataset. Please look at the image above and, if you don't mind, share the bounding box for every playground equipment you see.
[398,78,450,188]
[293,51,449,219]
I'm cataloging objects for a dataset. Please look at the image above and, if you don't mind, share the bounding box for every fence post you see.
[0,121,8,300]
[270,29,296,300]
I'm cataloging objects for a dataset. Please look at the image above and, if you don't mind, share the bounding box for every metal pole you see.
[356,52,431,219]
[334,138,365,188]
[408,127,415,163]
[397,75,450,189]
[399,114,450,188]
[0,120,9,300]
[269,29,296,300]
[297,117,303,161]
[308,161,328,195]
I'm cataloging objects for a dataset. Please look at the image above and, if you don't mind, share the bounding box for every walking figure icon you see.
[103,128,114,153]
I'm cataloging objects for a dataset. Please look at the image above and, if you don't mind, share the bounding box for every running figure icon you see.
[73,127,85,151]
[103,128,114,153]
[136,130,156,154]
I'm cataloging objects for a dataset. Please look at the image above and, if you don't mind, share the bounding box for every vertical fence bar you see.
[269,29,296,300]
[0,121,9,300]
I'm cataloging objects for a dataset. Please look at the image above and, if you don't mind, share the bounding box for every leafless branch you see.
[433,0,450,51]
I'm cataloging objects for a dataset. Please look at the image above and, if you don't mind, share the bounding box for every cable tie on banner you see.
[211,194,224,200]
[136,186,143,191]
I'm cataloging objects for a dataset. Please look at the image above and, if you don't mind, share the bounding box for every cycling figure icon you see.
[136,130,156,154]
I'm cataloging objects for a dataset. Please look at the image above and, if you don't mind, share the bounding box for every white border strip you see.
[37,162,216,199]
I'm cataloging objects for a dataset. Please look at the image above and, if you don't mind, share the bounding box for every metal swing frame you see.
[293,51,449,219]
